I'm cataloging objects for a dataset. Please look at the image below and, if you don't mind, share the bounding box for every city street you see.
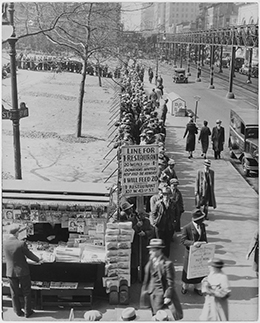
[2,63,259,321]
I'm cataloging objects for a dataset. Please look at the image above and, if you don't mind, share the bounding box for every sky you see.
[121,2,143,31]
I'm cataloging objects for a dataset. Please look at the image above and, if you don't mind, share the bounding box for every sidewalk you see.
[3,69,258,322]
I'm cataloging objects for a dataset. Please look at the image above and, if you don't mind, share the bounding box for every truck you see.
[229,109,258,176]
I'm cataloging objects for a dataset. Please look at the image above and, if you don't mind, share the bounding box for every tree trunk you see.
[76,59,87,137]
[98,62,102,87]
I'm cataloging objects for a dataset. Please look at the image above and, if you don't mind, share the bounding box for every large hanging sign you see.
[121,144,158,197]
[187,243,215,279]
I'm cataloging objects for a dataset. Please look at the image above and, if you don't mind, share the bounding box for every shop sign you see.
[187,243,215,279]
[121,144,158,197]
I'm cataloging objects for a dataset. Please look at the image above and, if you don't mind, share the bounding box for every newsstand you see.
[2,180,116,309]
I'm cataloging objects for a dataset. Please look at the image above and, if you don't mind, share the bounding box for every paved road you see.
[2,62,259,321]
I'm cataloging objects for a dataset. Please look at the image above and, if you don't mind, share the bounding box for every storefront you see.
[2,180,115,308]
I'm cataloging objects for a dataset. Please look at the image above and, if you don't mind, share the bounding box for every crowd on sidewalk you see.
[3,61,258,321]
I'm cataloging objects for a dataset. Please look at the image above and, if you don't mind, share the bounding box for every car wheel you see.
[242,157,250,176]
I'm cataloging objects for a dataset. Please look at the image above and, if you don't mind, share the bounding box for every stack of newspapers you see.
[54,246,81,262]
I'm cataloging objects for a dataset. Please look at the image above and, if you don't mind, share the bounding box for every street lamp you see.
[155,31,166,85]
[2,2,28,179]
[194,95,201,123]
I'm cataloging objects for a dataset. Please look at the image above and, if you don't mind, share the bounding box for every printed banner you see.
[187,243,215,279]
[121,144,159,197]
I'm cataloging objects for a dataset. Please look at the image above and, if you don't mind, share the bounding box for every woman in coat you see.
[200,258,231,321]
[198,120,211,159]
[183,114,198,159]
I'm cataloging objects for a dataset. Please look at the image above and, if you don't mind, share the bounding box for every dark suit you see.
[180,222,207,285]
[3,236,40,316]
[211,126,225,158]
[140,255,183,319]
[150,200,177,257]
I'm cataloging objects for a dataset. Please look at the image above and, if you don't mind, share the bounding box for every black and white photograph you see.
[2,1,258,321]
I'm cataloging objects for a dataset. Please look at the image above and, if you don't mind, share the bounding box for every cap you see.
[170,178,179,185]
[208,258,224,268]
[121,307,137,321]
[147,239,165,249]
[216,119,222,124]
[204,159,211,167]
[161,186,171,195]
[168,159,175,165]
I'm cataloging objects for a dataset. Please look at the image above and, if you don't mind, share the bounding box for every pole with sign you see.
[121,145,159,197]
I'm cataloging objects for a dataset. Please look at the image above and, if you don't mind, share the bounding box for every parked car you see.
[239,64,250,75]
[172,68,188,83]
[229,108,258,176]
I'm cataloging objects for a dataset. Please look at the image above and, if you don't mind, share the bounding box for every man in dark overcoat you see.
[183,114,198,159]
[150,187,177,258]
[140,239,183,320]
[211,119,225,159]
[198,120,211,159]
[180,209,207,296]
[170,178,184,232]
[195,159,216,219]
[3,224,41,318]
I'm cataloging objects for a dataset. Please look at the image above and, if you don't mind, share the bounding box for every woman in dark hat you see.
[180,209,207,296]
[200,258,231,321]
[183,114,198,159]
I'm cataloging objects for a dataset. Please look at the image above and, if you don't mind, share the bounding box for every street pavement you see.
[2,65,259,321]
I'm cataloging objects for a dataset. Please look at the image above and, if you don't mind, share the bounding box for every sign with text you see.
[121,144,158,197]
[187,243,215,279]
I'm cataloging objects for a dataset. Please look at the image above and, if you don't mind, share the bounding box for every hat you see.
[168,159,175,165]
[208,258,224,268]
[84,310,102,321]
[8,224,21,235]
[192,209,205,221]
[170,178,179,185]
[216,119,222,124]
[188,113,193,117]
[152,310,169,321]
[161,186,171,195]
[204,159,211,167]
[159,173,169,182]
[121,201,133,211]
[147,238,165,249]
[121,307,137,321]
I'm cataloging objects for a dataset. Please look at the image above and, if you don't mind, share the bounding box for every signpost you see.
[121,144,159,197]
[187,243,215,279]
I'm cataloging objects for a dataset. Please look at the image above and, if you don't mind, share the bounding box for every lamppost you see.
[194,95,201,123]
[155,31,166,85]
[2,2,29,179]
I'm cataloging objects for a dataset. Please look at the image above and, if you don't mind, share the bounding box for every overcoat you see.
[140,255,183,319]
[163,166,178,181]
[211,126,225,152]
[3,236,40,277]
[198,126,211,153]
[180,221,207,284]
[183,122,198,152]
[195,169,216,208]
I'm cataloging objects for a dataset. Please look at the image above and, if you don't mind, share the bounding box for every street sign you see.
[121,144,159,197]
[9,107,29,120]
[2,109,10,120]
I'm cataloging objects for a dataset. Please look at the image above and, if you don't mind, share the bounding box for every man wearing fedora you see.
[180,209,208,296]
[170,178,184,233]
[211,119,225,159]
[195,159,216,219]
[140,239,183,321]
[150,187,177,258]
[163,159,178,183]
[3,224,42,318]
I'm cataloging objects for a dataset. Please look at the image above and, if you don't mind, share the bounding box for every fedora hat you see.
[216,119,222,124]
[170,178,179,185]
[8,224,21,235]
[208,258,224,268]
[84,310,102,321]
[204,159,211,167]
[168,159,175,165]
[147,239,165,249]
[121,307,137,321]
[152,310,169,321]
[192,209,205,221]
[121,201,133,212]
[161,186,171,195]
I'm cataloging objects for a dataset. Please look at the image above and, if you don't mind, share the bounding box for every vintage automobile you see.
[229,108,258,176]
[172,68,188,83]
